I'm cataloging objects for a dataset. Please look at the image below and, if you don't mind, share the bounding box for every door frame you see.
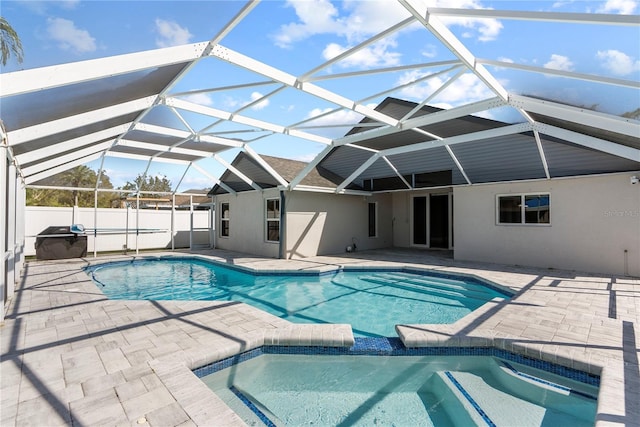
[410,192,454,250]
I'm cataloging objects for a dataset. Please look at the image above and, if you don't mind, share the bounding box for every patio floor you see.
[1,248,639,426]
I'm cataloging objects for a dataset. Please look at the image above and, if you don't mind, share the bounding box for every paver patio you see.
[1,248,638,426]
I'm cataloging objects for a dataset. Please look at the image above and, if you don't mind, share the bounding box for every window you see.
[497,194,550,225]
[368,202,377,237]
[220,202,230,237]
[266,198,280,242]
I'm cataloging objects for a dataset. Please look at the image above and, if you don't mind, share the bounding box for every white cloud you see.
[596,49,640,75]
[305,107,366,127]
[46,17,96,54]
[421,45,438,59]
[544,54,574,71]
[155,19,192,48]
[597,0,637,14]
[338,0,414,43]
[181,93,214,106]
[322,40,401,68]
[273,0,345,48]
[59,1,80,9]
[396,70,493,106]
[103,168,137,188]
[273,0,504,72]
[273,0,415,48]
[249,92,270,110]
[222,92,270,111]
[444,13,503,42]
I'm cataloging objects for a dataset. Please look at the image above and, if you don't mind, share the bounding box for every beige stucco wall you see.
[214,190,393,259]
[453,173,640,276]
[390,189,453,248]
[285,192,393,258]
[213,189,280,258]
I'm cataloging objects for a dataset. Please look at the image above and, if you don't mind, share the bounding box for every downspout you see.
[279,190,286,259]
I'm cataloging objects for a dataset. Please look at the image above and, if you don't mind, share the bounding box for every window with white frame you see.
[220,202,230,237]
[497,194,550,225]
[266,198,280,242]
[368,202,377,237]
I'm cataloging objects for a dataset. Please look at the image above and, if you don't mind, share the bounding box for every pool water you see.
[201,354,598,427]
[87,258,510,337]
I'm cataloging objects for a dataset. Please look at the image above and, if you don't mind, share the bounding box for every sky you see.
[2,0,639,191]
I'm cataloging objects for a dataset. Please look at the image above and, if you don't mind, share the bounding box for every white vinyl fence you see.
[25,206,213,257]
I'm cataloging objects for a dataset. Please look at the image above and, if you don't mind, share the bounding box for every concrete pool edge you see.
[83,252,516,294]
[147,336,604,427]
[83,251,630,427]
[4,249,637,426]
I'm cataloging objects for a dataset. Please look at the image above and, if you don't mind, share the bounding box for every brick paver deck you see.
[1,248,638,426]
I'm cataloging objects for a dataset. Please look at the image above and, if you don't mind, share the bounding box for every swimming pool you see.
[87,257,511,337]
[198,345,598,427]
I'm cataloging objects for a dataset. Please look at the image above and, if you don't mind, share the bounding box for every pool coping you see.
[84,253,515,297]
[190,338,600,426]
[54,252,640,424]
[116,252,639,427]
[2,248,638,426]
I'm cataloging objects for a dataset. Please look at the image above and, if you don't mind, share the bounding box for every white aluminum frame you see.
[0,0,635,283]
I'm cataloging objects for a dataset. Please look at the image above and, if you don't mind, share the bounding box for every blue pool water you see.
[87,258,510,337]
[200,352,598,426]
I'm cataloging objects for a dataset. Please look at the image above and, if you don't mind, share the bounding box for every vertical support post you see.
[209,195,214,249]
[212,195,217,249]
[448,191,454,250]
[14,181,25,287]
[189,195,193,250]
[125,204,129,254]
[171,194,175,251]
[0,136,7,322]
[93,188,98,258]
[279,190,286,259]
[6,163,17,294]
[135,193,140,255]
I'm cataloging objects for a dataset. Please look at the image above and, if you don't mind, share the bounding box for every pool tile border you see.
[500,361,598,400]
[193,337,599,427]
[444,371,497,427]
[193,337,600,387]
[229,386,276,427]
[5,249,638,427]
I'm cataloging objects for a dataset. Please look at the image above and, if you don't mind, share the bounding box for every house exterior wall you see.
[452,172,640,276]
[213,189,280,258]
[390,189,453,249]
[285,191,393,258]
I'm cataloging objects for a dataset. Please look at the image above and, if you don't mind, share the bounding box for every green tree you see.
[121,174,172,193]
[26,166,116,208]
[120,174,172,209]
[1,17,24,66]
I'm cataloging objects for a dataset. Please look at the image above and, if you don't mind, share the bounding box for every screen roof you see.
[1,1,638,194]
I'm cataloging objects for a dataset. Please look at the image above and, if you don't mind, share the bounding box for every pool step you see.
[372,271,500,297]
[436,367,596,427]
[223,386,286,427]
[358,274,492,302]
[488,360,598,422]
